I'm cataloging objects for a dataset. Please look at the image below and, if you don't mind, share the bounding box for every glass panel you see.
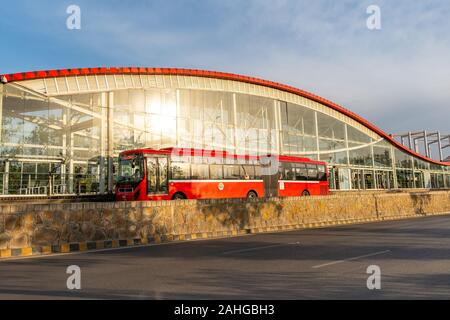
[351,169,364,190]
[317,112,345,140]
[373,144,392,168]
[414,172,424,188]
[235,94,277,155]
[364,170,375,189]
[179,89,234,152]
[396,169,414,188]
[281,102,317,155]
[319,151,348,165]
[319,138,346,152]
[395,149,412,168]
[375,171,393,189]
[349,144,373,166]
[347,126,371,144]
[285,103,315,136]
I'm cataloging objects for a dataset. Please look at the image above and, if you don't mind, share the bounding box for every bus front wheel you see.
[172,192,186,200]
[247,191,258,199]
[302,190,310,196]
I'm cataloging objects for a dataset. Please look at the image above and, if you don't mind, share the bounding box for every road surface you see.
[1,215,449,299]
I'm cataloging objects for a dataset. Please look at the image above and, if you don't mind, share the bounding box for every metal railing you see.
[2,173,105,196]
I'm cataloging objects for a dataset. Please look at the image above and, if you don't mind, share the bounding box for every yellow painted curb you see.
[61,244,70,253]
[21,247,33,256]
[42,246,51,254]
[96,240,105,249]
[0,249,11,258]
[79,242,88,251]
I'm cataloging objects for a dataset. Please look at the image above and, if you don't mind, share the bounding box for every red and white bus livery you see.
[115,148,329,201]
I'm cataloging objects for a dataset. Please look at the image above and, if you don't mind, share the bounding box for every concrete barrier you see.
[0,191,449,258]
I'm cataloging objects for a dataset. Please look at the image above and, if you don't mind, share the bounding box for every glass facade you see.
[0,78,448,195]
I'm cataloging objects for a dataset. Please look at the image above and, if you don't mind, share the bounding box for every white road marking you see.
[311,250,391,269]
[222,242,300,255]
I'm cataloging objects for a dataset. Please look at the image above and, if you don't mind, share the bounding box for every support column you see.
[391,145,398,189]
[107,92,114,193]
[371,142,377,189]
[232,93,238,154]
[99,92,108,194]
[437,131,443,162]
[343,124,351,190]
[3,160,9,195]
[408,132,413,150]
[272,100,280,155]
[314,111,319,159]
[0,83,3,144]
[424,130,430,158]
[176,89,180,147]
[63,100,74,194]
[413,138,420,153]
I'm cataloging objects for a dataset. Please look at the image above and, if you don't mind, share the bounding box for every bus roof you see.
[119,148,327,165]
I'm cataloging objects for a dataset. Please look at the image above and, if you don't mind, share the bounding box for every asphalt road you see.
[1,215,449,300]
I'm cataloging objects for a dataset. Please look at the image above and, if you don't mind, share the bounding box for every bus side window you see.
[283,163,295,181]
[224,165,240,180]
[318,165,327,181]
[307,164,319,181]
[241,165,255,180]
[171,162,190,180]
[210,164,223,180]
[296,164,308,181]
[191,164,209,180]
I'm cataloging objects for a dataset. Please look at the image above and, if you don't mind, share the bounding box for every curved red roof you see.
[1,67,449,167]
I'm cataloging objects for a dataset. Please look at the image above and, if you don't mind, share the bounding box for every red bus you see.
[115,148,329,201]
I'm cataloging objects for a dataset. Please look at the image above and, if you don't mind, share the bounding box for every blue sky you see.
[1,0,449,147]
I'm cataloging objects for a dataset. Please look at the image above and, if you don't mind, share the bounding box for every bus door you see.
[260,155,278,198]
[146,156,169,195]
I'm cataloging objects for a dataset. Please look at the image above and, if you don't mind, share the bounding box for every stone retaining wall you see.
[1,191,449,251]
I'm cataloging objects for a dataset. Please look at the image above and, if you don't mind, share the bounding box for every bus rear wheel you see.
[302,190,310,196]
[172,192,186,200]
[247,191,258,199]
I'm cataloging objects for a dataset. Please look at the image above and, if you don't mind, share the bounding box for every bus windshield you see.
[117,155,144,184]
